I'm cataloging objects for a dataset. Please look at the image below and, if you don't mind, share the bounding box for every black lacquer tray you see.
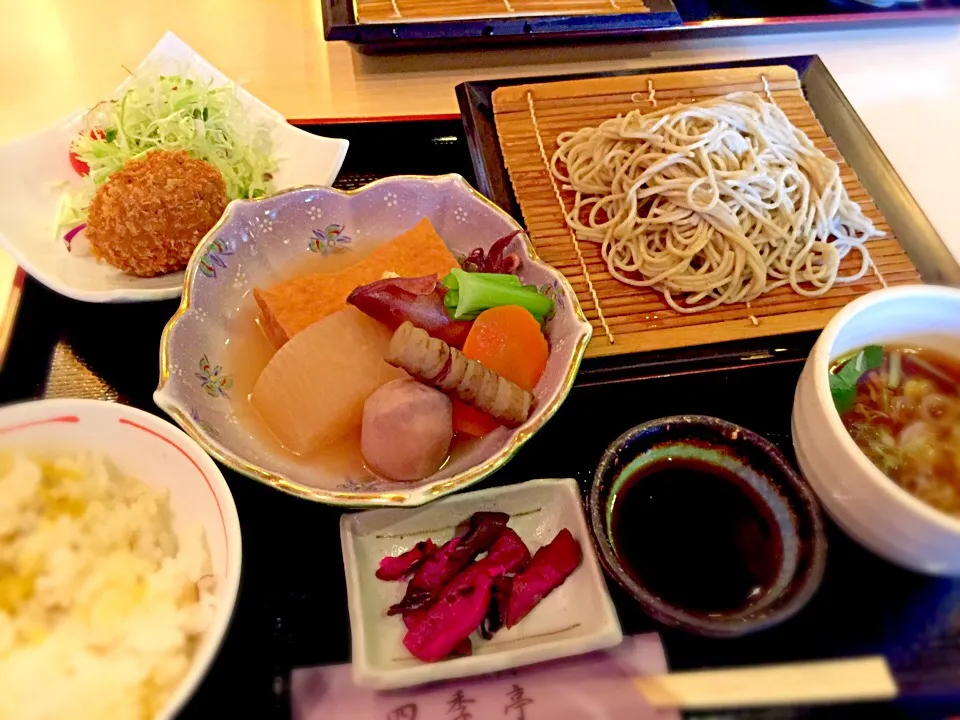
[456,54,960,292]
[3,119,960,720]
[323,0,960,53]
[323,0,682,49]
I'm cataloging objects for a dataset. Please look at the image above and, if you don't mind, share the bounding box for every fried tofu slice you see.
[254,218,459,348]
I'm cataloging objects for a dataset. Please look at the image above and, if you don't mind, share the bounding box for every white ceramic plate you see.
[340,477,623,690]
[0,32,348,303]
[154,174,592,507]
[0,398,242,718]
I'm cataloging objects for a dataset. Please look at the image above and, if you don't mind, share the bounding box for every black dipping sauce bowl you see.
[589,415,827,637]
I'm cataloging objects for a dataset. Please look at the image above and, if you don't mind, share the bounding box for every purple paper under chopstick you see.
[291,633,676,720]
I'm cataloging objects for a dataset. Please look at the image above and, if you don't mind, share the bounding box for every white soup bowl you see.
[793,285,960,576]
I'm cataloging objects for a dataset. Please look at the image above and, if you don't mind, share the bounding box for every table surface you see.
[3,2,960,250]
[6,11,960,711]
[1,1,957,131]
[2,4,960,352]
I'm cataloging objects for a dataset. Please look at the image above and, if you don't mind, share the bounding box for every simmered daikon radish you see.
[251,307,405,455]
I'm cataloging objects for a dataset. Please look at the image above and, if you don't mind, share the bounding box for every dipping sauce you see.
[609,456,782,614]
[835,345,960,516]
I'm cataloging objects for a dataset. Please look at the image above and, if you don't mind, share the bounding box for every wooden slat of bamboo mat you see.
[355,0,648,24]
[492,66,921,358]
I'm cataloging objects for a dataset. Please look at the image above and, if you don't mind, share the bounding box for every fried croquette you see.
[85,150,228,277]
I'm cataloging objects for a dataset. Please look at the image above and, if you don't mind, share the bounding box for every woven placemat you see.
[43,342,121,402]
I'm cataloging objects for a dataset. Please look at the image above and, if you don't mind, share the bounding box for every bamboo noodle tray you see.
[491,66,921,358]
[354,0,648,24]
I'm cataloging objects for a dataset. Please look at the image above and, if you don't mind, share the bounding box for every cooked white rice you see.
[0,452,216,720]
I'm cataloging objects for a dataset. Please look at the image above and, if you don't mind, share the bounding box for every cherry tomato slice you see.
[68,128,106,177]
[69,151,89,176]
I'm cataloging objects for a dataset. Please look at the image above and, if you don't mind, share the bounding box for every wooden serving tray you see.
[491,66,921,358]
[354,0,649,24]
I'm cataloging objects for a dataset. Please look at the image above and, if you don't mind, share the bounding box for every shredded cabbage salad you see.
[57,72,277,235]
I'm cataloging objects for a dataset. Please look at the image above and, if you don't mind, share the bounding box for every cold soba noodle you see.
[837,347,960,516]
[551,92,882,313]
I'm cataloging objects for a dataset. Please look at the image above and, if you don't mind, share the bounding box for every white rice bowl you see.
[0,400,241,720]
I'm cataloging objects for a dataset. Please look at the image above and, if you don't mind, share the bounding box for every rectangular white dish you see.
[340,477,623,689]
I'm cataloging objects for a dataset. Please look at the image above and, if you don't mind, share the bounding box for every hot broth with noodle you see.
[834,346,960,516]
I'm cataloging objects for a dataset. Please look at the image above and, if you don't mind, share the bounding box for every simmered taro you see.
[361,379,453,482]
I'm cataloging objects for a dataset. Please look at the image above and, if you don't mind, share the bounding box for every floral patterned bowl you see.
[154,174,591,506]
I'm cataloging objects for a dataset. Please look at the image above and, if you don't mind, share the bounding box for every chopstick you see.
[633,656,898,710]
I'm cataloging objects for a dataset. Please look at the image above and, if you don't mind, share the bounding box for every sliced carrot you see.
[453,305,549,437]
[462,305,549,388]
[452,400,500,437]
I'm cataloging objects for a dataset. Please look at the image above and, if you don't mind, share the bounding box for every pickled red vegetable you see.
[388,511,508,615]
[376,540,438,581]
[403,570,493,662]
[505,529,582,628]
